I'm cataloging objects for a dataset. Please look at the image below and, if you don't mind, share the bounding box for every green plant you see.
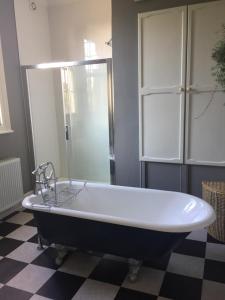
[194,26,225,119]
[212,24,225,89]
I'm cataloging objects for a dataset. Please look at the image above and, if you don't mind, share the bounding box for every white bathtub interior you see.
[23,181,216,233]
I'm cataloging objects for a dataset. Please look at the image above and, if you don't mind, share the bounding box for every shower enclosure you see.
[22,59,114,184]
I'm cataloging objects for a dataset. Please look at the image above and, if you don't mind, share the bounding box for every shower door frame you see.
[21,58,115,185]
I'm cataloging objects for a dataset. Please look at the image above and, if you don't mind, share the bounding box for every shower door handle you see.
[65,125,70,141]
[109,155,115,184]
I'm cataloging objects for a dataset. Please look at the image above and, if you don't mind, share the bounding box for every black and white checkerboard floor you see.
[0,211,225,300]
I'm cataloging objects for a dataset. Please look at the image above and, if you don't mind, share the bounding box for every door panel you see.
[186,0,225,166]
[141,7,186,88]
[187,0,225,88]
[186,91,225,166]
[62,62,111,183]
[27,69,61,176]
[139,6,187,163]
[142,93,184,163]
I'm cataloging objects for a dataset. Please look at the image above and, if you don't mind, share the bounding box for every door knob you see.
[186,87,192,92]
[178,87,185,92]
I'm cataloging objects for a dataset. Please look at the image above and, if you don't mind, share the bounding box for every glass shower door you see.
[62,60,113,183]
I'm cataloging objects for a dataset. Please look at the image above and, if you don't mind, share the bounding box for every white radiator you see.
[0,158,23,213]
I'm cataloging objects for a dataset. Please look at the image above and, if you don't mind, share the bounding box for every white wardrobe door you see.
[186,0,225,166]
[139,6,186,163]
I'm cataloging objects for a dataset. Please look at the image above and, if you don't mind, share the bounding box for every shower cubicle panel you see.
[62,60,113,183]
[23,59,114,184]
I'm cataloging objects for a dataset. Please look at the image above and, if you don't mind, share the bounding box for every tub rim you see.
[22,181,216,233]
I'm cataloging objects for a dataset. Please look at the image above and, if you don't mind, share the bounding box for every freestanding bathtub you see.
[22,181,215,266]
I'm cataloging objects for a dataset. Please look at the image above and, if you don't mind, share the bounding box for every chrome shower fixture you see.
[32,162,87,207]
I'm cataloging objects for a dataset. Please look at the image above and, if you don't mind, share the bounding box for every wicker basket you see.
[202,181,225,242]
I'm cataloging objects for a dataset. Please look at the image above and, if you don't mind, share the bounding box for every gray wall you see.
[0,0,32,192]
[112,0,224,197]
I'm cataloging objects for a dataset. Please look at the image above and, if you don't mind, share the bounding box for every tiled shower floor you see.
[0,211,225,300]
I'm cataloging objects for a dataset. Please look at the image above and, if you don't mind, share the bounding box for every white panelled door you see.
[185,0,225,166]
[139,7,187,163]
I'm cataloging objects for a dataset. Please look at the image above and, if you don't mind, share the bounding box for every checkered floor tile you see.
[0,211,225,299]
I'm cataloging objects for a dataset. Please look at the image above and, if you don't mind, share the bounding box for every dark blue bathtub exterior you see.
[32,210,189,261]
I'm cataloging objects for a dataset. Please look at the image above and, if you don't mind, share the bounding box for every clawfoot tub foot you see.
[128,259,142,282]
[55,244,68,265]
[37,234,44,250]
